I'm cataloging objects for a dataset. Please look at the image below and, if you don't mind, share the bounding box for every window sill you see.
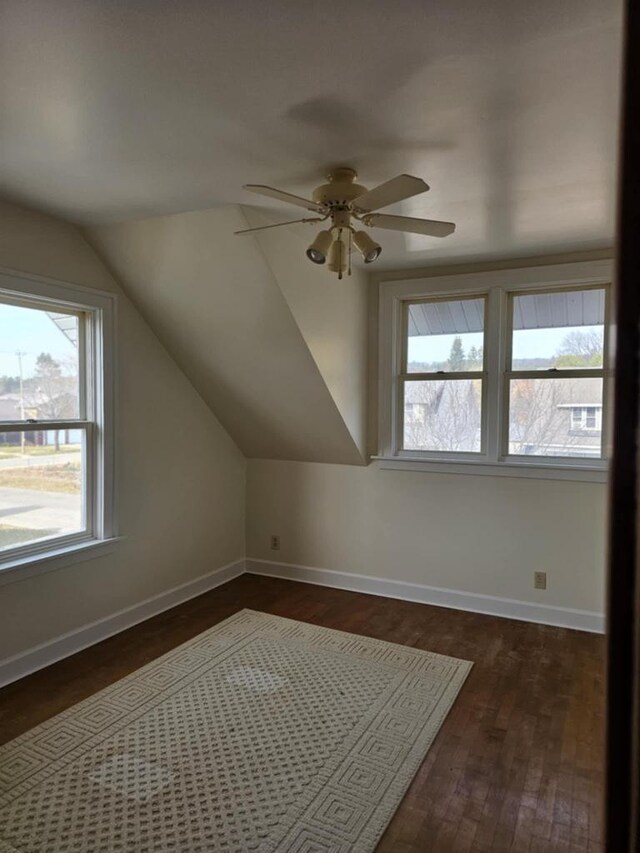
[0,537,122,587]
[372,456,608,483]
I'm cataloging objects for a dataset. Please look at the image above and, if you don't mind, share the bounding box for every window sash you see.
[0,423,94,559]
[503,376,605,461]
[0,419,90,430]
[505,284,607,373]
[400,376,486,455]
[402,294,487,375]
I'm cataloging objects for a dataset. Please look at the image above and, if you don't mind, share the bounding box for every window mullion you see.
[485,287,505,462]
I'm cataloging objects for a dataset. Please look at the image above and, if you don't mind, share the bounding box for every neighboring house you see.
[404,375,603,458]
[0,392,78,447]
[0,394,21,422]
[0,394,42,447]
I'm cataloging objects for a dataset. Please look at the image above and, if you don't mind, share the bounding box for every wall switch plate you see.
[270,535,280,551]
[534,571,547,590]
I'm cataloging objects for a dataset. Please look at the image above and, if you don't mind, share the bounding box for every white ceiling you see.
[0,0,623,267]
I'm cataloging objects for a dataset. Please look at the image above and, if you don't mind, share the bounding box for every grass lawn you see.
[0,445,79,460]
[0,463,81,494]
[0,524,58,549]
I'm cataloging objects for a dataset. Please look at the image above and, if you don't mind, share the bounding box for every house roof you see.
[408,289,605,337]
[404,375,602,408]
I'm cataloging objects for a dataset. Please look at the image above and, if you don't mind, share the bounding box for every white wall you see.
[0,201,610,661]
[246,459,607,615]
[244,206,369,456]
[246,251,612,621]
[0,200,246,658]
[87,206,365,465]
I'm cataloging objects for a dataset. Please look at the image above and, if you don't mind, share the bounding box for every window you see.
[0,270,115,574]
[377,261,611,480]
[569,406,602,432]
[403,297,485,454]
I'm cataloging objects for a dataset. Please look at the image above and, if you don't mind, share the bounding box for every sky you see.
[0,301,603,379]
[408,325,603,364]
[0,304,78,379]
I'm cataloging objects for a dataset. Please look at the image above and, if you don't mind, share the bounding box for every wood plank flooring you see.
[0,574,605,852]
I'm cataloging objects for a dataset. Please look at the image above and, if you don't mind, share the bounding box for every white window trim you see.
[376,259,613,483]
[0,267,118,581]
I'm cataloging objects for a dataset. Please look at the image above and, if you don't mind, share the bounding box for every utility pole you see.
[16,350,25,453]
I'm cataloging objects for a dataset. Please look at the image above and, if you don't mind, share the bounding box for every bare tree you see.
[25,353,77,450]
[554,329,603,367]
[404,380,482,451]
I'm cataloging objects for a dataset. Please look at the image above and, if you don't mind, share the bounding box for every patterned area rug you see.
[0,609,472,852]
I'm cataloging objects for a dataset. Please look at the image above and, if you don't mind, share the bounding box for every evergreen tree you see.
[447,336,466,371]
[0,376,20,394]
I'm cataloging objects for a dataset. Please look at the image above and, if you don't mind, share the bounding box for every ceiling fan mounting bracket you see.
[327,166,358,183]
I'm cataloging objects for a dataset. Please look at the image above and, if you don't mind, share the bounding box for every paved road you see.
[0,487,81,531]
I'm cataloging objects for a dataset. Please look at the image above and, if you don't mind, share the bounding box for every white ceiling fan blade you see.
[243,184,324,212]
[351,174,429,212]
[234,217,324,236]
[363,213,456,237]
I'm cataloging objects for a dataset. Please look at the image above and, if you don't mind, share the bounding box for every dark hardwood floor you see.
[0,574,604,852]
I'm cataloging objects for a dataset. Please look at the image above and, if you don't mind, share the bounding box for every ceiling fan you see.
[234,167,455,279]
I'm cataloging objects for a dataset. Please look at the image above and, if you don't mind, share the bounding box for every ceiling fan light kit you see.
[352,230,382,263]
[306,229,333,264]
[235,167,456,279]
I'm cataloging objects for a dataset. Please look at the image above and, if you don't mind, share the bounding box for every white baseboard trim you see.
[246,558,605,634]
[0,558,245,688]
[0,555,605,687]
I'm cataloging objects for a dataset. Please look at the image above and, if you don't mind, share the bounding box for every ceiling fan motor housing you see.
[312,167,367,211]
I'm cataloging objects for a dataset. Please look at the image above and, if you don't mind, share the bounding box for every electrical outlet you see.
[270,535,280,551]
[534,571,547,590]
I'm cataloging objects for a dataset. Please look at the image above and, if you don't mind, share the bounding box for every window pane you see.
[407,298,484,373]
[403,379,482,452]
[511,288,605,369]
[508,377,603,458]
[0,302,81,421]
[0,430,84,551]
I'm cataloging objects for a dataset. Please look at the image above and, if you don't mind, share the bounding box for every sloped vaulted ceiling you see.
[86,205,368,464]
[2,0,622,465]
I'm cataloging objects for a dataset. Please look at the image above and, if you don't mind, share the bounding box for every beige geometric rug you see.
[0,609,472,852]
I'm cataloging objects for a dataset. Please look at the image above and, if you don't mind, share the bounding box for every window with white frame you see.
[568,406,602,432]
[378,262,611,479]
[0,271,115,571]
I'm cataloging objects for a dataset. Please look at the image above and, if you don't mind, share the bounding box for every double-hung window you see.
[0,270,115,577]
[378,260,611,481]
